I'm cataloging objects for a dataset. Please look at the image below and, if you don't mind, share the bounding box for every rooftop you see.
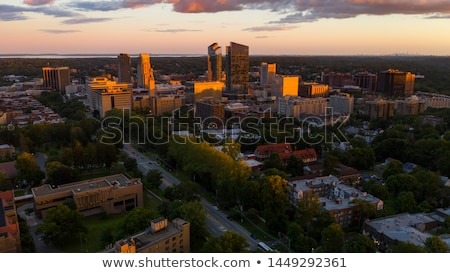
[32,173,139,197]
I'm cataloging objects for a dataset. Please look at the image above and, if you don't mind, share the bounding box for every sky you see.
[1,0,450,56]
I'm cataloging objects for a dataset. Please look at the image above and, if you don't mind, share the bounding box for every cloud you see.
[255,36,269,39]
[68,1,124,11]
[34,6,79,17]
[144,28,202,33]
[0,5,28,21]
[23,0,54,6]
[40,29,81,34]
[425,13,450,19]
[61,17,112,24]
[272,0,450,23]
[243,25,297,32]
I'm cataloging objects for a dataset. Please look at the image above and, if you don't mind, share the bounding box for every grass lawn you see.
[61,213,124,253]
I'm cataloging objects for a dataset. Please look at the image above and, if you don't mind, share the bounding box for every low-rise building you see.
[32,174,143,219]
[112,217,190,253]
[287,175,383,227]
[363,213,440,252]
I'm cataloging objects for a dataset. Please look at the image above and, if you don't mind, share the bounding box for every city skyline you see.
[1,0,450,56]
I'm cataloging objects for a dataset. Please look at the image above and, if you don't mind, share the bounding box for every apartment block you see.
[113,217,190,253]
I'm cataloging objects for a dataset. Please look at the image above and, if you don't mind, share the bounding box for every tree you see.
[35,204,86,247]
[382,159,404,180]
[321,223,345,253]
[286,154,304,177]
[389,241,426,253]
[202,231,249,253]
[261,175,290,233]
[119,207,159,237]
[144,169,163,189]
[352,199,377,228]
[424,236,448,253]
[287,222,317,253]
[15,152,45,187]
[0,171,12,191]
[177,201,209,251]
[345,233,376,253]
[263,152,285,171]
[385,173,419,198]
[395,191,417,213]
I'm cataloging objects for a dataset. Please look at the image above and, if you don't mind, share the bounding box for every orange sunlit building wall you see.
[0,190,21,253]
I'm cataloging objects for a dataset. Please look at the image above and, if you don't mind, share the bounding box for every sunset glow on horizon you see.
[1,0,450,56]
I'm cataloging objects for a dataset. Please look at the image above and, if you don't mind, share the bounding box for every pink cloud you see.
[23,0,54,6]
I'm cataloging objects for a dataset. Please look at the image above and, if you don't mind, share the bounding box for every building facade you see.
[42,67,70,93]
[299,82,329,98]
[195,99,225,128]
[150,95,185,116]
[278,96,328,118]
[118,53,132,83]
[0,191,20,253]
[376,69,415,97]
[225,42,249,93]
[32,174,143,219]
[137,53,155,90]
[364,99,395,120]
[329,93,354,114]
[113,217,190,253]
[260,62,276,86]
[271,75,299,98]
[207,43,222,82]
[87,77,132,117]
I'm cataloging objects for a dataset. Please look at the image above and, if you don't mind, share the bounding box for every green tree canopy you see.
[345,233,377,253]
[35,204,87,247]
[202,231,249,253]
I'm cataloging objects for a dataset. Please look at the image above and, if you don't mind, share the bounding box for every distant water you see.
[0,53,206,59]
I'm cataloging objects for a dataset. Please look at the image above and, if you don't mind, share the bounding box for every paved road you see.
[121,144,259,251]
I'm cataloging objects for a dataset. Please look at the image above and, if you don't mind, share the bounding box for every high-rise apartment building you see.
[118,53,132,83]
[225,42,249,93]
[354,72,377,92]
[260,62,276,86]
[207,43,222,82]
[42,67,70,93]
[137,53,155,90]
[376,69,415,97]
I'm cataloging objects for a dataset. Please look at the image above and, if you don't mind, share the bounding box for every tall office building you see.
[260,62,276,86]
[225,42,249,93]
[118,53,132,83]
[137,53,155,90]
[42,67,70,93]
[207,43,222,82]
[376,69,415,97]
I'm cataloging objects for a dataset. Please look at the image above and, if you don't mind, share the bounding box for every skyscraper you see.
[137,53,155,90]
[42,67,70,94]
[225,42,249,93]
[376,69,415,97]
[260,62,276,86]
[118,53,132,83]
[207,43,222,82]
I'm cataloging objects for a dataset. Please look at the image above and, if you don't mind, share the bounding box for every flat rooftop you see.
[32,174,136,197]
